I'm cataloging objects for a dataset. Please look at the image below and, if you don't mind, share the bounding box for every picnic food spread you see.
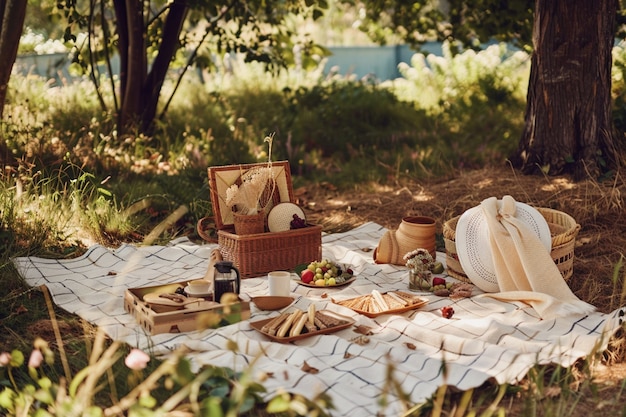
[133,158,592,337]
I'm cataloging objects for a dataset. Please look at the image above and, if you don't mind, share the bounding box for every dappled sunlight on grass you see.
[542,177,577,192]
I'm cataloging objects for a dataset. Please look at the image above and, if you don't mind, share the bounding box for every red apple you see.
[301,269,315,284]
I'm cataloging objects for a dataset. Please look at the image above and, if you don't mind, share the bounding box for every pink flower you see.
[28,349,44,368]
[0,352,11,367]
[124,348,150,370]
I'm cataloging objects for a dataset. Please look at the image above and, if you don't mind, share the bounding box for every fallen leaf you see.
[301,361,319,374]
[344,352,354,359]
[350,335,370,345]
[354,324,373,335]
[405,342,416,350]
[321,292,328,298]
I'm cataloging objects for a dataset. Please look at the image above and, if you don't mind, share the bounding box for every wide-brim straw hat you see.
[455,199,552,292]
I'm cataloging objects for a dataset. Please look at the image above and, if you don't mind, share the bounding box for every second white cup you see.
[268,271,291,297]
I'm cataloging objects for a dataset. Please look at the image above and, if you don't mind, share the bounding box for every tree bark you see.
[0,0,27,120]
[0,0,27,163]
[115,0,146,133]
[511,0,620,179]
[141,0,188,133]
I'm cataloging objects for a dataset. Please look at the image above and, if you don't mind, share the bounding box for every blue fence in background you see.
[325,43,442,80]
[14,43,445,84]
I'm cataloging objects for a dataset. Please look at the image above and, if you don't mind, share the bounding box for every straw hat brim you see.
[455,200,552,292]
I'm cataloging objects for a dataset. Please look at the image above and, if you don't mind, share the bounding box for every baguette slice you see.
[277,309,303,338]
[290,311,310,337]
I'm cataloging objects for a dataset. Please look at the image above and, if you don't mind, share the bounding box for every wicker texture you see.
[218,225,322,278]
[204,161,322,278]
[233,211,265,235]
[443,207,580,283]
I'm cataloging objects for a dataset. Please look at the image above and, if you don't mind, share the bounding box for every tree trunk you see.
[115,0,146,133]
[141,0,188,134]
[0,0,27,120]
[0,0,27,163]
[511,0,620,179]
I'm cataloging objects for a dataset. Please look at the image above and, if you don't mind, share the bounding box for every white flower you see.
[28,349,44,368]
[0,352,11,367]
[125,348,150,370]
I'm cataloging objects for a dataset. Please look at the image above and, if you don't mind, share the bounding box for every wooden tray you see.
[332,292,428,318]
[250,310,354,343]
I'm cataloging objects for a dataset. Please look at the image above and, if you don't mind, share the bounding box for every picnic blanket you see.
[13,222,626,417]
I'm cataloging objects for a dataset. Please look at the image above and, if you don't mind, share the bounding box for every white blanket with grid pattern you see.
[14,222,626,417]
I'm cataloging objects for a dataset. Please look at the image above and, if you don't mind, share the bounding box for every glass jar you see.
[409,270,432,292]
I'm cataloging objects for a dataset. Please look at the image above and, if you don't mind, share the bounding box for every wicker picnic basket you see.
[442,207,580,283]
[199,161,322,278]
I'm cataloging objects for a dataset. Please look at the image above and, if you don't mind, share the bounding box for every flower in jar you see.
[403,248,435,273]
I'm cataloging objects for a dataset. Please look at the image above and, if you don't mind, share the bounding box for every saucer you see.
[250,296,295,311]
[184,286,213,298]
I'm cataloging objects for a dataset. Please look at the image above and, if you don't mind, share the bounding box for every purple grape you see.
[290,214,306,229]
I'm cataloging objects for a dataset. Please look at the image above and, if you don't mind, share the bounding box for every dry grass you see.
[301,164,626,314]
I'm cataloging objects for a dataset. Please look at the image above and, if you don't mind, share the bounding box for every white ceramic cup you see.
[268,271,291,297]
[186,279,211,295]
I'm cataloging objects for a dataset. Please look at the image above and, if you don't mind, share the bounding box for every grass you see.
[1,41,626,415]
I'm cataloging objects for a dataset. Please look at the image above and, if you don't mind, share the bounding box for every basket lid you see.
[208,161,294,230]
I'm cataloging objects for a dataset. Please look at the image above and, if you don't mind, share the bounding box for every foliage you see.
[355,0,535,51]
[0,332,333,416]
[51,0,332,135]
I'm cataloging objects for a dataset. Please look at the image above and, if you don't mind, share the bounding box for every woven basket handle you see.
[197,216,218,243]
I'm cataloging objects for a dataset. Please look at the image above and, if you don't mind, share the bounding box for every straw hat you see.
[455,199,551,292]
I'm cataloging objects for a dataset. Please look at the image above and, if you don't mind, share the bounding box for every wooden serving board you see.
[332,291,428,318]
[250,310,354,343]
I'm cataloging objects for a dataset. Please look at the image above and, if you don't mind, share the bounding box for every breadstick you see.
[307,303,316,325]
[290,311,309,336]
[314,315,328,330]
[262,313,289,335]
[277,309,302,338]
